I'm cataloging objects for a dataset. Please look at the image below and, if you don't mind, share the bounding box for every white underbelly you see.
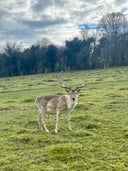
[46,107,55,113]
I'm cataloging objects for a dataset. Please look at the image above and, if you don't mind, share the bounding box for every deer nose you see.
[72,98,75,101]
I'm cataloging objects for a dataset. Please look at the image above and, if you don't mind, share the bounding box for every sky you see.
[0,0,128,51]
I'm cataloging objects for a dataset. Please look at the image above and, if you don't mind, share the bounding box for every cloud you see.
[114,0,127,6]
[22,17,67,28]
[31,0,53,11]
[0,0,128,51]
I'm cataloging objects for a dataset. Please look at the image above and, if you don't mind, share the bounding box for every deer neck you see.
[66,95,77,110]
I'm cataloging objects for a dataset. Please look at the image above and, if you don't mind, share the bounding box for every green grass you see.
[0,67,128,171]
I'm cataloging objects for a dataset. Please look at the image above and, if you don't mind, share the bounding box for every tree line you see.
[0,12,128,77]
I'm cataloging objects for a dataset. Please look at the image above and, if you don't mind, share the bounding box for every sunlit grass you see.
[0,67,128,170]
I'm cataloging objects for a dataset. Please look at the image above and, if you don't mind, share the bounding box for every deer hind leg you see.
[38,110,49,133]
[38,112,43,130]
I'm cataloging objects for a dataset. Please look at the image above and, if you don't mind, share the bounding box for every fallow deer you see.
[35,72,87,133]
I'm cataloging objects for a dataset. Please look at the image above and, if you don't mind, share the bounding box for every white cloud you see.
[0,0,128,50]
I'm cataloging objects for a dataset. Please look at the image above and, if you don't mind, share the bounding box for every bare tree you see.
[5,41,23,55]
[98,12,127,36]
[35,37,52,47]
[98,12,128,67]
[4,42,23,76]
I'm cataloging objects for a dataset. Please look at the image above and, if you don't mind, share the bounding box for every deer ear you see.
[76,89,81,93]
[65,89,71,93]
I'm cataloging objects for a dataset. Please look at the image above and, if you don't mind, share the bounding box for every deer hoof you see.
[55,129,58,133]
[45,129,49,133]
[69,127,73,131]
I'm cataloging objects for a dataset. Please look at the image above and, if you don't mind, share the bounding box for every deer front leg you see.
[66,111,72,131]
[55,111,60,133]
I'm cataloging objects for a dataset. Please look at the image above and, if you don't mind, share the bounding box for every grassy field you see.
[0,67,128,171]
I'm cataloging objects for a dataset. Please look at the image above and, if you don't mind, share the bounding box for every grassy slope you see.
[0,67,128,171]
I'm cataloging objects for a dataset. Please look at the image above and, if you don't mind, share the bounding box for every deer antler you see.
[75,73,88,92]
[59,71,71,91]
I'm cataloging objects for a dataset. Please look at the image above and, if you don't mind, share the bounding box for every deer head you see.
[59,71,87,94]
